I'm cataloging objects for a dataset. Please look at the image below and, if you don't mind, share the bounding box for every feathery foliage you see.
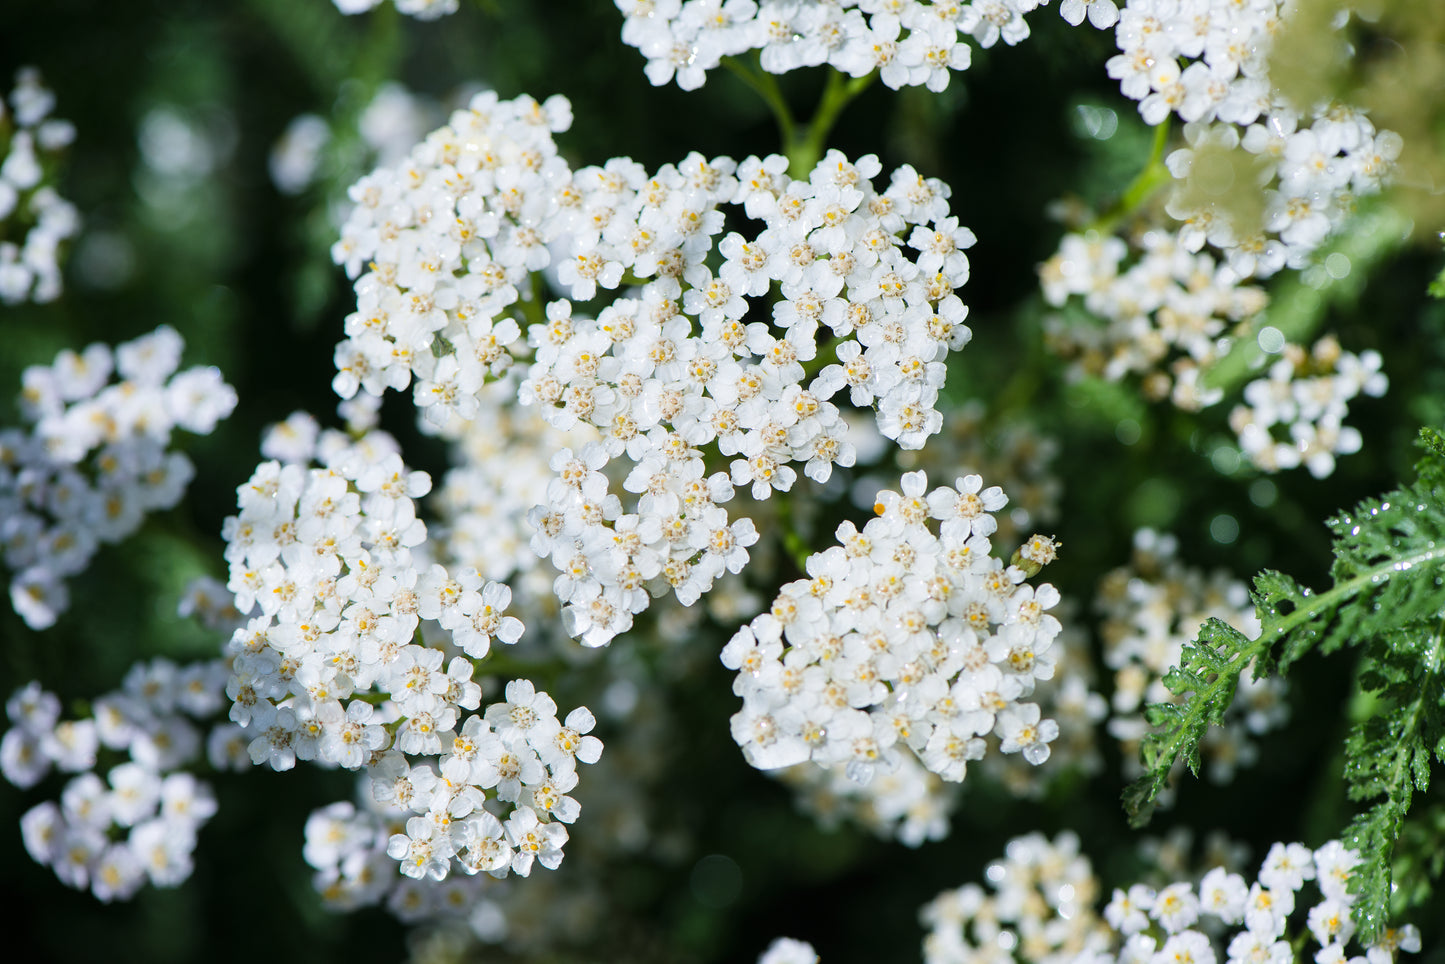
[1124,428,1445,940]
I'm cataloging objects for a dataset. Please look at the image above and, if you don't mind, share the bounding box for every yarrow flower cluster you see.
[1103,0,1399,275]
[1228,334,1386,478]
[332,90,978,646]
[1097,529,1286,790]
[774,599,1103,845]
[759,937,820,964]
[862,402,1064,547]
[921,833,1422,964]
[294,639,681,951]
[1,661,229,902]
[1040,228,1387,476]
[921,831,1107,964]
[1041,227,1268,411]
[724,470,1065,785]
[331,0,458,20]
[1,326,237,629]
[615,0,1117,93]
[1103,0,1398,267]
[329,91,567,409]
[0,67,79,306]
[222,420,600,887]
[1041,0,1397,476]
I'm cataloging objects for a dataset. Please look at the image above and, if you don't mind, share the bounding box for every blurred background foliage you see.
[1,1,1443,962]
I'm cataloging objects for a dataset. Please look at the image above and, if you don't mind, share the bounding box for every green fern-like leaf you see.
[1124,429,1445,940]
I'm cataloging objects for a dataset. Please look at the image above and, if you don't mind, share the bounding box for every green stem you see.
[788,69,877,178]
[1138,542,1445,808]
[721,59,876,179]
[774,496,811,574]
[1090,118,1172,234]
[515,271,549,330]
[722,55,796,151]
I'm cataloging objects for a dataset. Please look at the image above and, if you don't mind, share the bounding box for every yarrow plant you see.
[1039,0,1400,479]
[331,89,979,646]
[1,648,233,902]
[4,0,1443,961]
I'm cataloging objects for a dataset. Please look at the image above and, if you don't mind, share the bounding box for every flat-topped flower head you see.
[725,470,1063,785]
[922,835,1420,964]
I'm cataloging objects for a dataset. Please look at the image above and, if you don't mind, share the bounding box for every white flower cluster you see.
[1041,227,1268,411]
[1,326,237,629]
[295,649,675,951]
[1040,229,1385,476]
[724,470,1065,786]
[303,795,576,935]
[777,750,960,846]
[1042,1,1396,468]
[759,937,820,964]
[922,833,1423,964]
[222,422,600,885]
[860,401,1063,547]
[1,662,228,902]
[329,91,571,406]
[0,67,79,306]
[922,831,1107,964]
[333,91,978,647]
[522,147,975,644]
[429,378,589,603]
[1098,529,1286,790]
[1229,335,1386,478]
[1105,0,1398,275]
[775,600,1103,844]
[331,0,458,20]
[616,0,1113,92]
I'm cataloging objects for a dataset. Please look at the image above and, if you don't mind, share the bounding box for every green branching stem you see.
[722,56,797,154]
[1126,542,1445,824]
[789,69,877,178]
[1088,118,1173,235]
[722,58,876,179]
[775,496,812,574]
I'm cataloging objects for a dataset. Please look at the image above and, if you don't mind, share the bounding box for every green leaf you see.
[1126,434,1445,940]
